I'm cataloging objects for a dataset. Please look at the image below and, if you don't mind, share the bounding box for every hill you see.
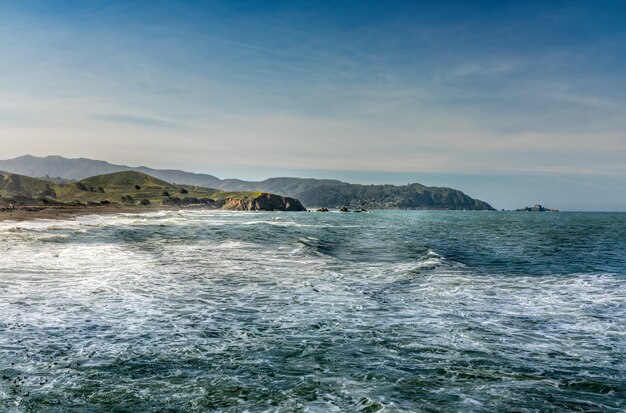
[0,171,305,211]
[0,155,495,210]
[0,155,223,187]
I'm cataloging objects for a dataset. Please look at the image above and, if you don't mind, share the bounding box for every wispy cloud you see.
[93,114,185,129]
[445,60,520,78]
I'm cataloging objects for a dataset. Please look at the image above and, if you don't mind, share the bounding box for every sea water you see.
[0,210,624,412]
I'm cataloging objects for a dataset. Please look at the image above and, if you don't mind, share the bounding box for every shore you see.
[0,205,201,222]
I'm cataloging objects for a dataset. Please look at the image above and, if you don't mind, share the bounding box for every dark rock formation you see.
[516,204,559,212]
[221,193,306,211]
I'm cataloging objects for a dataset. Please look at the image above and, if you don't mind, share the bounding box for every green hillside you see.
[0,173,56,198]
[80,170,173,188]
[0,171,304,211]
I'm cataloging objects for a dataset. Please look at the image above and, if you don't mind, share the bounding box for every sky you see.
[0,0,625,210]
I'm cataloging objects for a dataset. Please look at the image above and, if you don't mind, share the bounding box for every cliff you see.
[220,193,306,211]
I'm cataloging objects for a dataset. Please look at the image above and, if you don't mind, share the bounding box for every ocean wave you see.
[1,210,625,411]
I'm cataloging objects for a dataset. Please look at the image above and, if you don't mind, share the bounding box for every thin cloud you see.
[93,114,185,129]
[445,60,520,78]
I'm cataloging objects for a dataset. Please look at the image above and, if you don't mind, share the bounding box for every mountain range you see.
[0,155,495,210]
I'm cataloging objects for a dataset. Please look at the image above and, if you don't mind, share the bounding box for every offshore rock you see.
[516,204,560,212]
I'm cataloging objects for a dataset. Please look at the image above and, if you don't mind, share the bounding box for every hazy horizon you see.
[1,1,625,210]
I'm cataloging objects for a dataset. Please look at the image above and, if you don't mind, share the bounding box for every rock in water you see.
[516,204,560,212]
[221,193,306,211]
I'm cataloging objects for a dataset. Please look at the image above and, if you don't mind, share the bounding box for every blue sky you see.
[0,0,625,210]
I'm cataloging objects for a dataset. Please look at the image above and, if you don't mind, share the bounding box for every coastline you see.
[0,205,208,222]
[0,205,513,222]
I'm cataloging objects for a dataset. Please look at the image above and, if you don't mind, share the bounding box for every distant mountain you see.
[0,155,495,210]
[0,170,305,211]
[0,155,223,187]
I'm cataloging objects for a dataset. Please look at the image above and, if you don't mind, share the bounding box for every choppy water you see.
[0,210,625,412]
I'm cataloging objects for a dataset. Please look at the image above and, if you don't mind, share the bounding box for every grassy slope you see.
[0,171,265,206]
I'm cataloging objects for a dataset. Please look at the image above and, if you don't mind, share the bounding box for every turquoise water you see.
[1,210,625,412]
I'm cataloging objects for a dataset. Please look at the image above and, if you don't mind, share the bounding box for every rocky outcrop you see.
[220,193,306,211]
[516,204,559,212]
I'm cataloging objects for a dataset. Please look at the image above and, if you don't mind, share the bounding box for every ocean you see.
[1,210,625,412]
